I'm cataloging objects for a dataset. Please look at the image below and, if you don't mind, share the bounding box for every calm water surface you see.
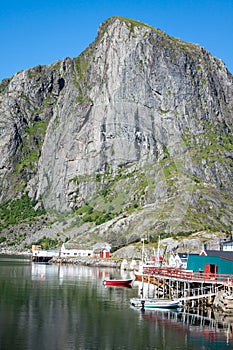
[0,255,232,350]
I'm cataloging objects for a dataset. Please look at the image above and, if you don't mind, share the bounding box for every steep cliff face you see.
[0,17,233,243]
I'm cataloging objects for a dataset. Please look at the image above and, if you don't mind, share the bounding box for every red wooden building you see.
[93,242,111,259]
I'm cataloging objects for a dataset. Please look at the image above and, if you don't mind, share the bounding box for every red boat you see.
[103,278,133,287]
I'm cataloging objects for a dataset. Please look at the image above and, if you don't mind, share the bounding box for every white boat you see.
[130,297,181,309]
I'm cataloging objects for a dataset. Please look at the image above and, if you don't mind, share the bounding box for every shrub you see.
[0,193,46,231]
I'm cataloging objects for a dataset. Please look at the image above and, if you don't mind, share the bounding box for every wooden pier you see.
[32,249,59,263]
[141,267,233,307]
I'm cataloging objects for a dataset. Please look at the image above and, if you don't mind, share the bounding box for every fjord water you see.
[0,256,232,350]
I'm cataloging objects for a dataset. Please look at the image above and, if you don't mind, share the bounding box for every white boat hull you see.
[130,297,181,309]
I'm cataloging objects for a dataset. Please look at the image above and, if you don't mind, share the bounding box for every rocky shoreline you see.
[49,256,140,270]
[0,250,125,269]
[214,291,233,315]
[49,256,123,268]
[0,248,31,257]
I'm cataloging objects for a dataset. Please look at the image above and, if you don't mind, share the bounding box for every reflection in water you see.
[0,256,233,350]
[31,263,112,282]
[136,307,233,350]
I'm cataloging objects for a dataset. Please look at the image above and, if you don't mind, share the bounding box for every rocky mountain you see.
[0,17,233,250]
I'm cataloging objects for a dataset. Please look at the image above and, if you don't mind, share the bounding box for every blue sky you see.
[0,0,232,81]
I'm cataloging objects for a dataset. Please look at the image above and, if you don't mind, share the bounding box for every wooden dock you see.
[141,267,233,307]
[32,249,59,262]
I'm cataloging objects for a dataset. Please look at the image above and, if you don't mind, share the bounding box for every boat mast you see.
[140,237,145,299]
[157,235,160,262]
[141,237,145,263]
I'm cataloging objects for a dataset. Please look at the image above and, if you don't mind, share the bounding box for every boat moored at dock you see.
[130,297,182,309]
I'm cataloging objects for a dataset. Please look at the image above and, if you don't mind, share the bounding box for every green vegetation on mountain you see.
[0,193,45,231]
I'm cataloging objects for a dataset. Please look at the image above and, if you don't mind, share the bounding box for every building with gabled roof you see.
[169,252,188,268]
[187,249,233,275]
[222,239,233,251]
[93,242,111,258]
[60,242,92,257]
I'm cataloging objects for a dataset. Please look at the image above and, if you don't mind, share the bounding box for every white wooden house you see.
[169,253,188,268]
[222,240,233,251]
[60,242,93,257]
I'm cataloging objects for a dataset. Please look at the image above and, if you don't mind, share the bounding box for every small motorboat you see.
[130,297,181,309]
[103,278,133,287]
